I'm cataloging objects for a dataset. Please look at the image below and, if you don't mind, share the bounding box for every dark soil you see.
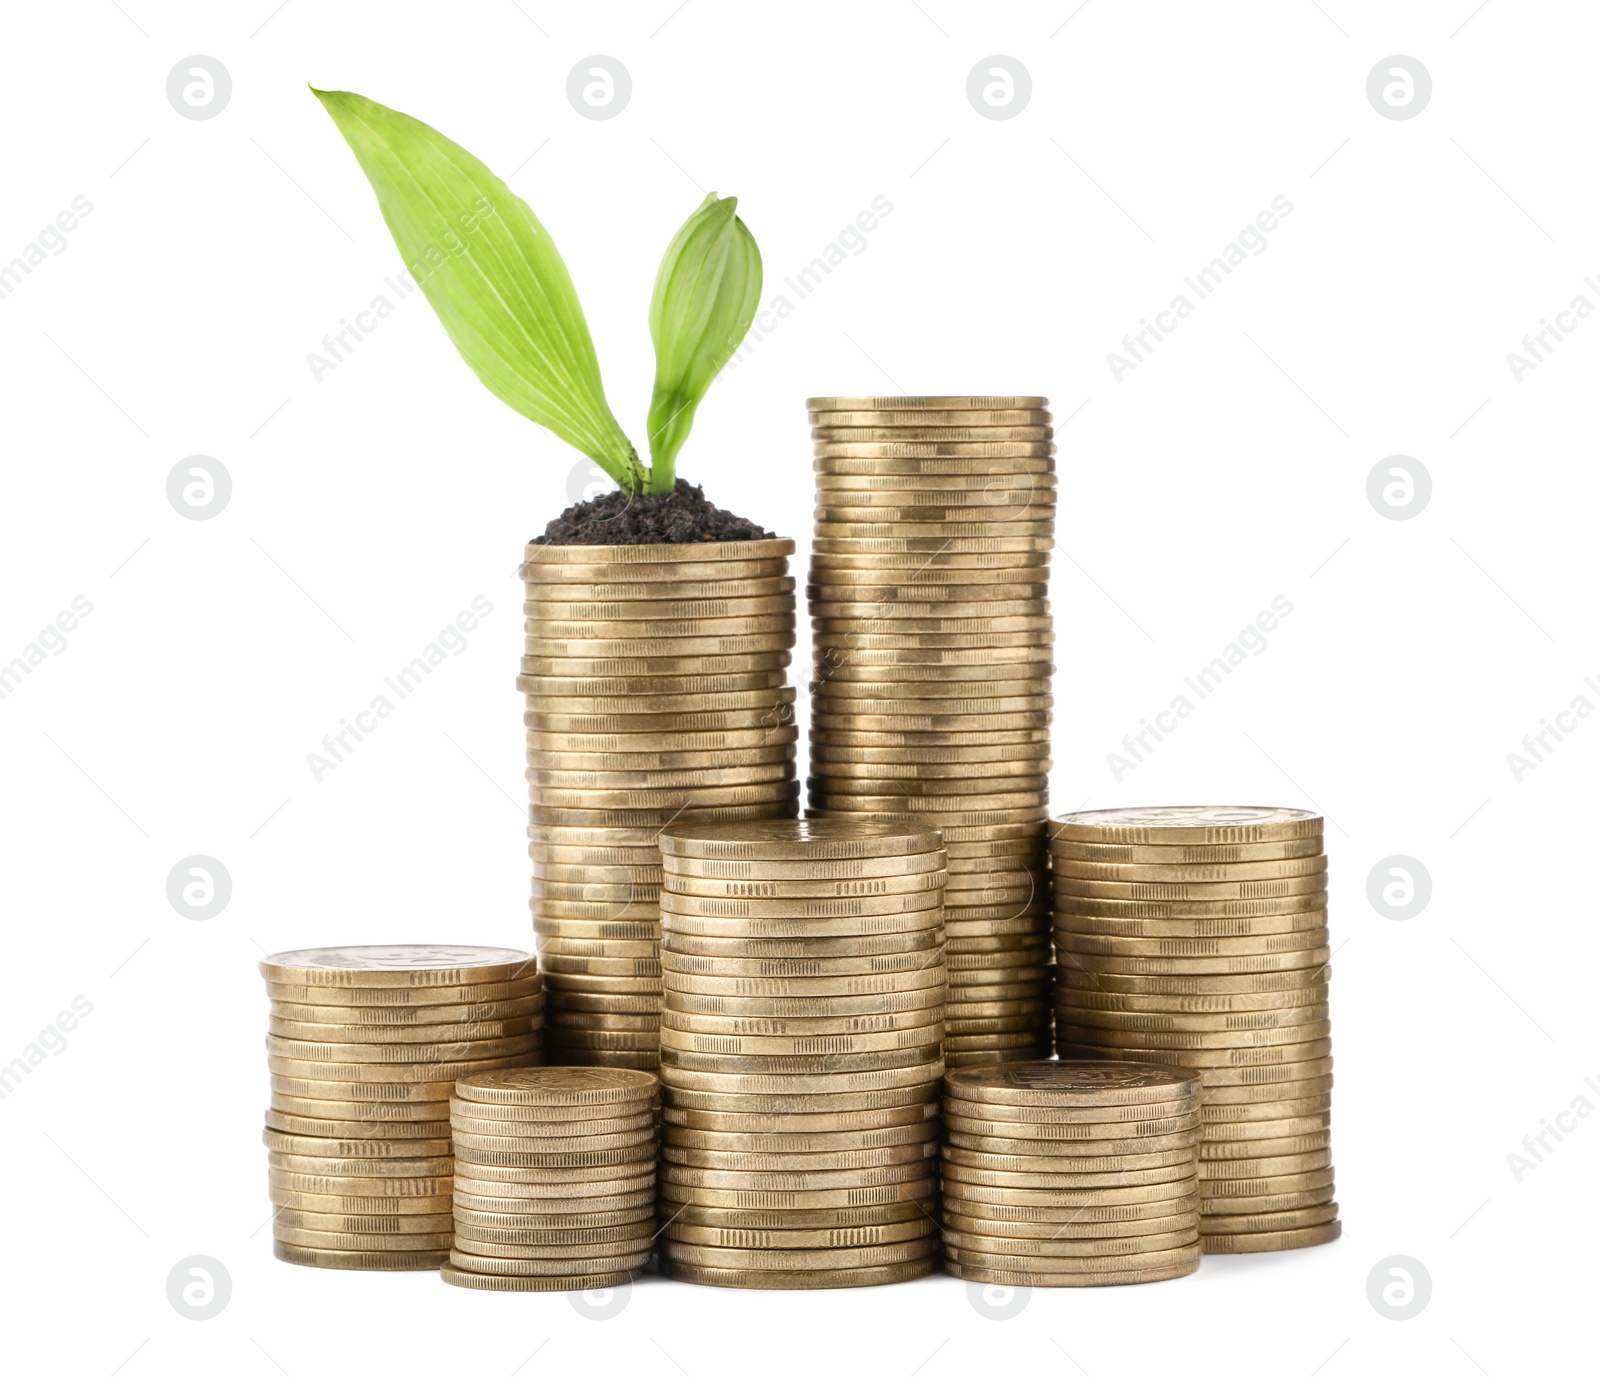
[535,479,777,546]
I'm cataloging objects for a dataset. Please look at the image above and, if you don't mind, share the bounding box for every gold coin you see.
[942,1121,1199,1152]
[520,554,789,582]
[661,1257,937,1288]
[1053,857,1327,883]
[660,1236,937,1271]
[1199,1167,1336,1201]
[664,1219,934,1250]
[662,969,945,999]
[1055,949,1332,977]
[663,1004,942,1033]
[525,593,795,621]
[1197,1203,1339,1233]
[270,1208,453,1233]
[452,1220,656,1247]
[267,1052,537,1082]
[452,1237,653,1262]
[1054,929,1331,958]
[807,395,1048,411]
[662,1063,944,1095]
[452,1132,656,1160]
[1054,1003,1328,1034]
[662,871,945,898]
[1051,837,1325,863]
[658,817,941,860]
[662,1103,938,1136]
[813,441,1056,460]
[266,1189,450,1215]
[452,1205,655,1230]
[269,1092,451,1120]
[1200,1220,1342,1253]
[274,1241,447,1270]
[530,765,793,792]
[663,1123,938,1154]
[273,1225,454,1251]
[1053,876,1326,901]
[808,411,1049,430]
[261,1130,450,1158]
[267,1170,451,1197]
[938,1176,1197,1207]
[1054,966,1330,995]
[811,536,1052,555]
[266,1153,452,1178]
[440,1262,643,1291]
[451,1108,656,1136]
[271,1077,472,1103]
[1201,1098,1334,1129]
[270,998,543,1028]
[1199,1130,1332,1161]
[446,1248,651,1276]
[660,889,943,917]
[1199,1183,1337,1214]
[454,1066,656,1107]
[522,653,792,679]
[1052,807,1323,846]
[658,1023,944,1056]
[264,1109,449,1138]
[528,802,798,828]
[264,977,541,1008]
[662,1142,938,1173]
[522,574,794,602]
[943,1226,1198,1259]
[942,1246,1200,1286]
[265,1034,539,1063]
[660,1046,941,1077]
[1057,911,1327,939]
[259,945,537,988]
[942,1112,1198,1142]
[453,1187,656,1214]
[521,538,793,566]
[1056,1038,1333,1069]
[945,1060,1200,1108]
[664,1082,939,1115]
[661,1164,936,1193]
[941,1201,1197,1235]
[813,426,1053,444]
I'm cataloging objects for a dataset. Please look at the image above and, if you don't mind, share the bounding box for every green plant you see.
[314,88,760,498]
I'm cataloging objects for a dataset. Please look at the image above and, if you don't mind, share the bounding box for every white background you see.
[1,1,1595,1373]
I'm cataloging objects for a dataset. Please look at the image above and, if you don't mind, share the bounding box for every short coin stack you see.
[1050,807,1340,1253]
[655,819,947,1288]
[443,1067,659,1291]
[261,945,543,1270]
[804,396,1056,1067]
[941,1061,1203,1285]
[521,538,802,1069]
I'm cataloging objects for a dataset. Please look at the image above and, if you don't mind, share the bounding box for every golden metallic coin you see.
[942,1112,1198,1143]
[1052,807,1323,846]
[1054,876,1327,902]
[943,1226,1198,1259]
[941,1203,1196,1237]
[264,1109,449,1138]
[659,817,942,860]
[945,1060,1200,1108]
[662,871,945,898]
[807,395,1048,411]
[522,574,794,602]
[1053,857,1327,882]
[1199,1131,1332,1161]
[1197,1203,1339,1233]
[938,1176,1197,1207]
[261,1130,450,1158]
[660,889,943,917]
[1199,1184,1337,1214]
[452,1205,654,1230]
[270,998,543,1028]
[1054,948,1331,975]
[260,946,537,988]
[521,538,794,566]
[813,427,1053,444]
[266,1189,451,1215]
[1054,966,1330,995]
[663,1003,943,1033]
[454,1066,657,1107]
[1057,911,1327,939]
[660,1236,937,1270]
[808,410,1050,429]
[1054,929,1331,958]
[273,1226,454,1251]
[661,1258,937,1288]
[1054,1002,1328,1033]
[446,1249,651,1276]
[453,1187,656,1214]
[811,536,1052,555]
[271,1078,472,1103]
[942,1246,1200,1286]
[440,1263,643,1291]
[274,1241,448,1270]
[1055,1038,1333,1069]
[1052,837,1325,863]
[264,1034,539,1063]
[270,1208,453,1233]
[264,977,541,1008]
[1199,1220,1341,1253]
[266,1153,452,1178]
[520,557,789,584]
[266,1170,451,1197]
[1201,1099,1334,1130]
[269,1092,451,1120]
[267,1052,537,1083]
[526,593,795,621]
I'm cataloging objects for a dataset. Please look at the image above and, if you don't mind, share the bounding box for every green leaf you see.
[646,193,762,495]
[312,88,641,490]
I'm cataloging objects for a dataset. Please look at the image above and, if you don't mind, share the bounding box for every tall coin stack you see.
[443,1067,659,1291]
[941,1061,1203,1286]
[655,819,947,1288]
[805,396,1055,1067]
[521,539,803,1069]
[1050,807,1340,1253]
[260,945,543,1270]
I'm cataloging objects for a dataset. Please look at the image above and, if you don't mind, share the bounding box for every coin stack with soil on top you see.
[522,538,803,1070]
[260,945,543,1270]
[805,396,1055,1068]
[442,1066,659,1291]
[654,819,947,1288]
[941,1061,1203,1285]
[1049,807,1340,1253]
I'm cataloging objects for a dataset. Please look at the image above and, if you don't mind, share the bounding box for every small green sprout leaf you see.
[312,88,642,490]
[646,193,762,496]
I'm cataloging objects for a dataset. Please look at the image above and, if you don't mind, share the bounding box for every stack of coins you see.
[941,1061,1203,1285]
[260,945,543,1270]
[655,819,947,1288]
[521,539,803,1069]
[804,396,1055,1068]
[1050,807,1340,1253]
[443,1067,659,1291]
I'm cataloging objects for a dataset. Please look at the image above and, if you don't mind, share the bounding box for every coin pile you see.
[941,1061,1203,1285]
[521,538,802,1069]
[260,945,543,1270]
[804,396,1055,1068]
[442,1067,659,1291]
[654,819,947,1288]
[1050,807,1340,1253]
